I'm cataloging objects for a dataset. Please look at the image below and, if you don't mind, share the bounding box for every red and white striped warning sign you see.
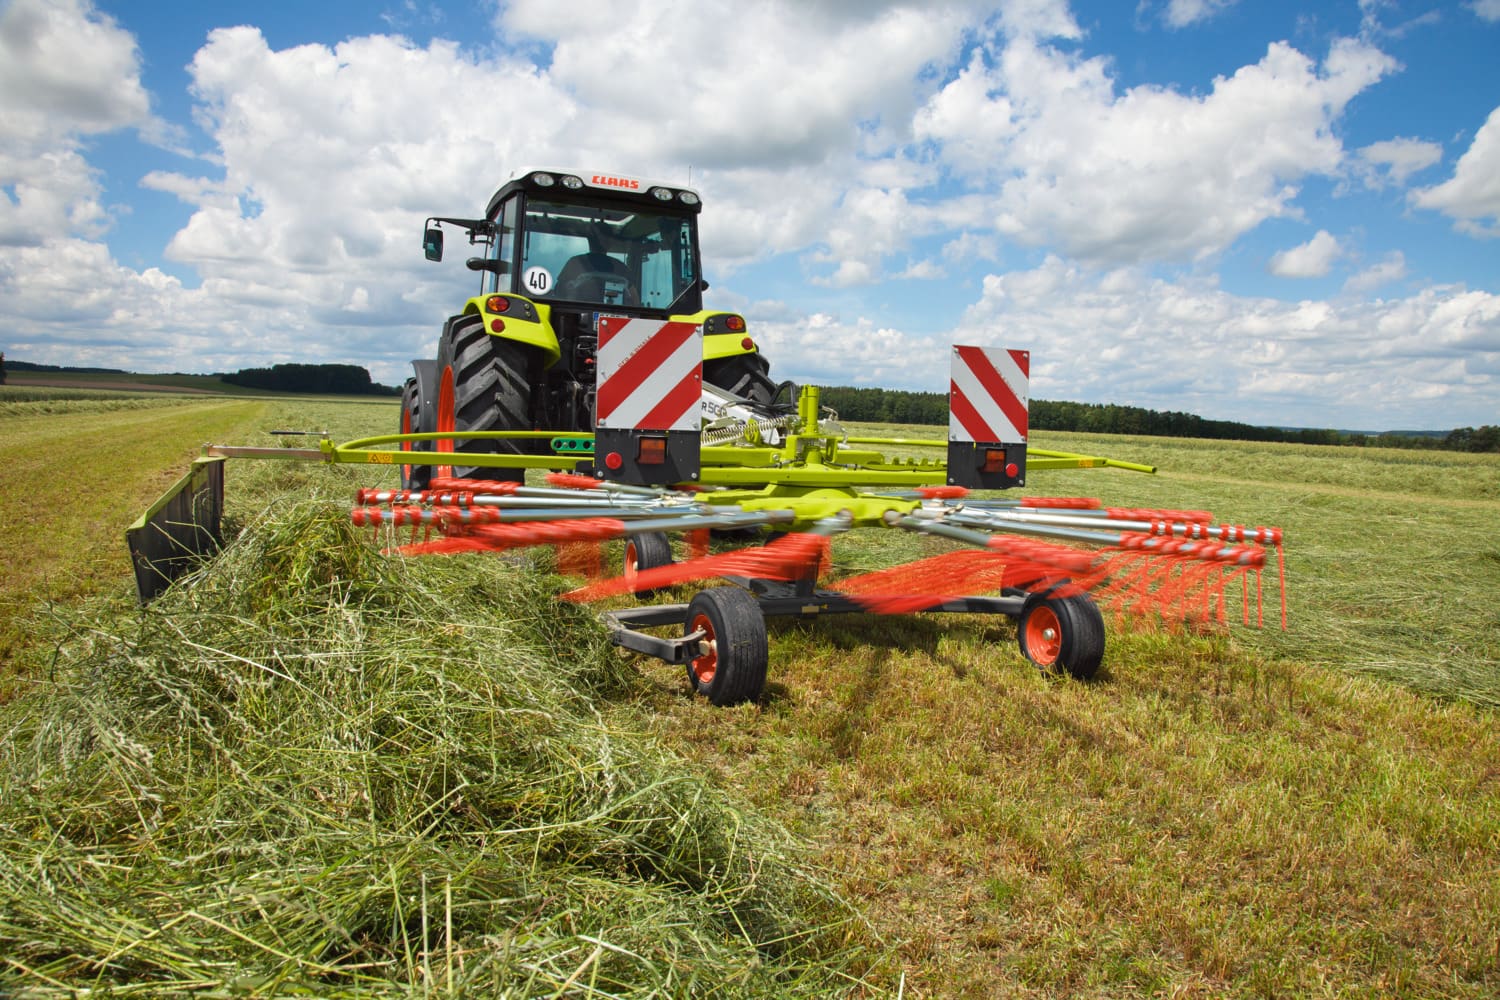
[595,317,702,431]
[949,345,1029,443]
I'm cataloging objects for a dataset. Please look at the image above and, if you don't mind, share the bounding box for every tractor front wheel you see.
[1017,588,1105,680]
[399,376,422,489]
[399,360,441,490]
[684,587,767,706]
[437,315,534,482]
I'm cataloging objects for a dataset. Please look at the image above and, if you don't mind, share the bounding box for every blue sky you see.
[2,0,1497,430]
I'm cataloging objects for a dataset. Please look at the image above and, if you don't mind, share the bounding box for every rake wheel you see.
[685,587,767,706]
[1017,588,1105,680]
[624,531,674,596]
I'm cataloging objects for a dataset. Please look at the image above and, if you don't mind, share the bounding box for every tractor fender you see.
[462,294,561,368]
[675,309,759,361]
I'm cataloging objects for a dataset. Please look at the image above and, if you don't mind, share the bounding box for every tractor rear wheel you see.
[705,354,776,406]
[684,587,767,706]
[437,315,534,482]
[1017,588,1105,680]
[624,531,674,596]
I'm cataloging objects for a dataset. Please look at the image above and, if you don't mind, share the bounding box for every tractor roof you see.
[486,169,704,220]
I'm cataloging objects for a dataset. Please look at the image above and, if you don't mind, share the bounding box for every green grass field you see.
[1,391,1496,996]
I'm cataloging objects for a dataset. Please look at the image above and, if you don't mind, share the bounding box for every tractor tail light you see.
[485,296,511,313]
[982,448,1007,474]
[637,436,668,465]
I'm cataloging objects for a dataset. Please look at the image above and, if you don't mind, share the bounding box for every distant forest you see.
[3,358,399,396]
[220,363,400,396]
[817,385,1500,454]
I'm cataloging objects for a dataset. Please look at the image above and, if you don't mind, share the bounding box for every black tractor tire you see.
[399,360,442,490]
[623,531,674,596]
[704,354,776,407]
[437,315,534,482]
[684,587,768,707]
[399,376,424,490]
[1016,588,1106,680]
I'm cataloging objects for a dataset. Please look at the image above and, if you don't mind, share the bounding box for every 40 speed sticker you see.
[523,266,553,295]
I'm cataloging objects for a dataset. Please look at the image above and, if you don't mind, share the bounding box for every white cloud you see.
[1160,0,1240,29]
[1,0,1493,435]
[1269,230,1341,278]
[916,37,1396,264]
[0,0,152,245]
[1344,250,1407,293]
[0,0,150,150]
[1474,1,1500,23]
[1355,137,1443,187]
[1410,106,1500,237]
[945,261,1499,428]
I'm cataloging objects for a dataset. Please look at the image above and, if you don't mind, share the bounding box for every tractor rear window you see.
[520,200,697,310]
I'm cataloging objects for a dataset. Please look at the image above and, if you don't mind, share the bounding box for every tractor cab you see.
[426,169,706,317]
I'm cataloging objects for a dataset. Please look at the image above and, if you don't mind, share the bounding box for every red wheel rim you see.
[1024,604,1063,665]
[624,541,640,589]
[436,365,456,479]
[400,404,414,482]
[690,612,717,686]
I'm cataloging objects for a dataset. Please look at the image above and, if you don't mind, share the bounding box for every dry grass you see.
[0,493,872,996]
[4,402,1498,997]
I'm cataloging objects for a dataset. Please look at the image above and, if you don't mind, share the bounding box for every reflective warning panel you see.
[948,345,1029,489]
[594,316,702,485]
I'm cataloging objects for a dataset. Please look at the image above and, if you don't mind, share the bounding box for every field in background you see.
[4,370,264,395]
[2,390,1496,996]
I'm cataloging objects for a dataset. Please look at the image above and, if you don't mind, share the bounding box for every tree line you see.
[220,363,400,396]
[817,385,1500,454]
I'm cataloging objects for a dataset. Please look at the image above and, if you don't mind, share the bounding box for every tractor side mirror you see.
[423,227,444,262]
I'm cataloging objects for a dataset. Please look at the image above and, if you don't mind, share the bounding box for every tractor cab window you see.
[490,196,519,293]
[520,199,697,311]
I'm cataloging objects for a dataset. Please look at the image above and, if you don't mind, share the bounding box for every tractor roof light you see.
[650,187,674,201]
[560,175,584,189]
[679,191,699,205]
[531,172,555,187]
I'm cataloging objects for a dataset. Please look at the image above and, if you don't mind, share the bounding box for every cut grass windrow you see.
[0,496,874,996]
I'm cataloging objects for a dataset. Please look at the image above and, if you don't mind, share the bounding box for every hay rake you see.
[130,340,1286,706]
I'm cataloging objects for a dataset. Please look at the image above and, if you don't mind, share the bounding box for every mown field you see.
[1,391,1496,997]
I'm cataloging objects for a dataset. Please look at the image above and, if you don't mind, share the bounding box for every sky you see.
[1,0,1497,431]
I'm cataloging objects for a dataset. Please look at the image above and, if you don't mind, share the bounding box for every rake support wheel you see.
[684,587,767,706]
[1017,588,1105,680]
[624,531,674,596]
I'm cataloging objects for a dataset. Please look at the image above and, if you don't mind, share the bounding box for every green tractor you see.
[402,169,791,487]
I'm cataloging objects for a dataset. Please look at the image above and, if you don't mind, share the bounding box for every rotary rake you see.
[130,340,1286,707]
[348,470,1284,705]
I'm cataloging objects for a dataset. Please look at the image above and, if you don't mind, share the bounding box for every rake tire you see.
[684,587,767,707]
[624,531,674,597]
[438,315,534,482]
[1017,588,1105,680]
